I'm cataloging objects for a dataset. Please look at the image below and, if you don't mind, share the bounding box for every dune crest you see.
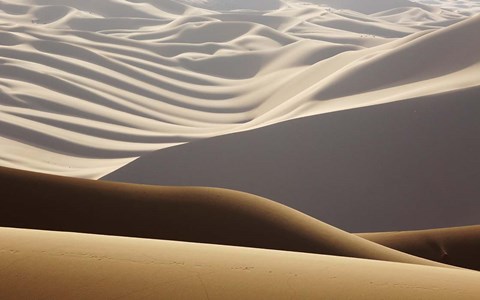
[359,225,480,271]
[1,1,479,298]
[103,87,480,232]
[1,0,477,177]
[0,166,450,268]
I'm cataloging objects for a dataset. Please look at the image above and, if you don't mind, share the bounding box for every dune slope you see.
[1,0,477,178]
[359,225,480,271]
[0,166,452,268]
[103,87,480,232]
[1,1,479,298]
[2,227,480,299]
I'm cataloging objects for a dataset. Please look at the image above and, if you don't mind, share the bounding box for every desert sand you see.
[2,167,480,299]
[0,0,479,299]
[1,0,479,178]
[0,166,454,267]
[3,227,480,299]
[359,225,480,270]
[104,87,480,232]
[2,227,480,300]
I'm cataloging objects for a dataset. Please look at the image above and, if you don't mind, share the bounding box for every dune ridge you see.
[0,166,451,268]
[1,0,478,177]
[1,1,479,298]
[359,225,480,270]
[103,86,480,232]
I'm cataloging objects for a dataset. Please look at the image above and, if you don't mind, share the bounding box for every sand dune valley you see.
[0,0,479,298]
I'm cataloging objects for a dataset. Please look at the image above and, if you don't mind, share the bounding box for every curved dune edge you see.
[1,1,477,178]
[1,227,479,300]
[359,226,480,271]
[0,166,450,268]
[103,86,480,232]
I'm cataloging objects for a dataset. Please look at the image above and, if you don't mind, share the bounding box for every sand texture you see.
[1,0,479,178]
[359,225,480,270]
[2,226,480,300]
[0,0,479,298]
[1,167,480,299]
[0,166,451,267]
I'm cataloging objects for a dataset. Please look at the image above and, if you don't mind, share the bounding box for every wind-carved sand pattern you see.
[0,1,479,299]
[1,0,478,178]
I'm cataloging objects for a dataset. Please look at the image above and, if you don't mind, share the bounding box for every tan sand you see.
[359,225,480,270]
[0,166,448,268]
[1,227,480,299]
[0,1,478,298]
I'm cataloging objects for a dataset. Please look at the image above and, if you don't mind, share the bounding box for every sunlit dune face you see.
[0,1,479,298]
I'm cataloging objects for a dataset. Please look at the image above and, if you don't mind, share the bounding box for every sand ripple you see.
[0,0,478,177]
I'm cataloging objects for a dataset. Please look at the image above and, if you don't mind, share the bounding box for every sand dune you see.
[1,0,477,178]
[299,0,428,14]
[308,14,480,102]
[0,166,450,267]
[359,225,480,270]
[1,1,479,298]
[2,227,480,300]
[411,0,480,16]
[104,87,480,232]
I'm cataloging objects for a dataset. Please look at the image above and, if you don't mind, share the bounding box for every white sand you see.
[0,0,478,178]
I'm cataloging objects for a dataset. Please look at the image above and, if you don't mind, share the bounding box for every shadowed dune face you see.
[359,226,480,271]
[0,166,451,268]
[103,88,480,232]
[0,0,477,178]
[0,1,479,298]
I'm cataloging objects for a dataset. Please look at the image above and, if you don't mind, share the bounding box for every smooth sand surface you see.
[0,166,449,268]
[104,87,480,232]
[1,227,480,300]
[359,225,480,270]
[1,1,479,298]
